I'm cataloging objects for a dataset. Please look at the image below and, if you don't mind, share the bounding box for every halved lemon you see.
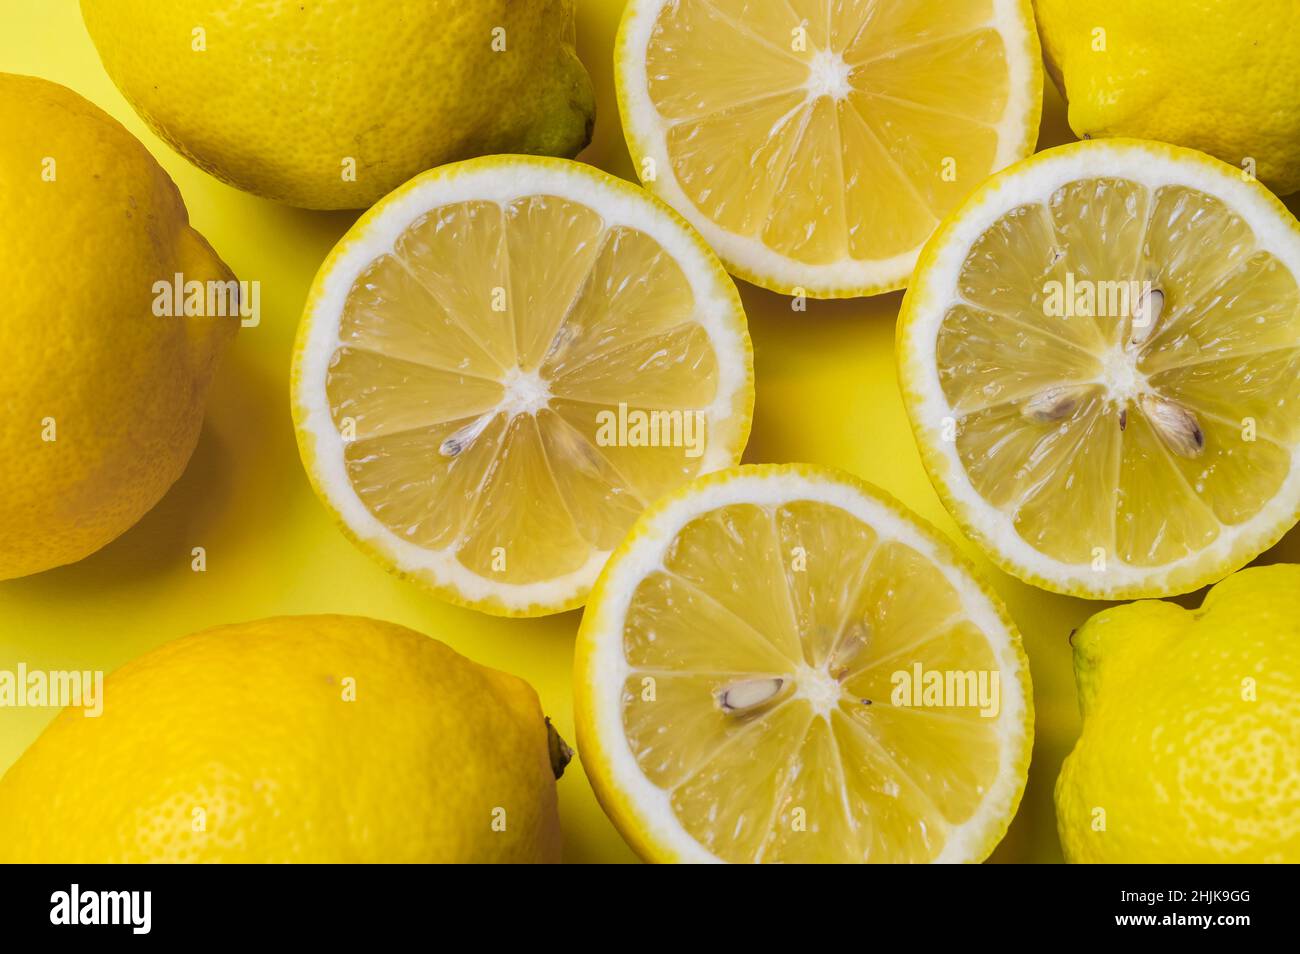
[615,0,1043,298]
[292,157,753,617]
[899,140,1300,599]
[575,464,1032,863]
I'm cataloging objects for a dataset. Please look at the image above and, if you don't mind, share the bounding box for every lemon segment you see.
[900,140,1300,599]
[294,157,753,617]
[616,0,1043,297]
[576,464,1032,863]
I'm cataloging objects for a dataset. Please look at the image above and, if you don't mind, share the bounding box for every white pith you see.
[616,0,1041,295]
[499,367,552,416]
[793,662,843,717]
[805,49,853,101]
[581,468,1031,863]
[1099,344,1147,403]
[900,141,1300,596]
[294,158,752,613]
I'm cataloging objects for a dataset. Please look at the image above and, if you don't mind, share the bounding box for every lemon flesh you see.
[616,0,1042,296]
[576,464,1032,863]
[900,140,1300,599]
[294,157,753,617]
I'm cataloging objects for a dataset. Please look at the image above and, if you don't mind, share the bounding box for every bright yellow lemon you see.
[616,0,1043,296]
[576,464,1033,862]
[292,156,753,617]
[900,140,1300,599]
[0,615,567,862]
[0,73,237,580]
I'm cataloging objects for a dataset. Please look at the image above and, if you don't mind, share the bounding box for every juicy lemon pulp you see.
[941,179,1300,569]
[639,0,1021,272]
[325,195,722,587]
[617,498,1007,862]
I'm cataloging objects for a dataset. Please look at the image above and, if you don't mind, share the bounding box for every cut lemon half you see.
[615,0,1043,298]
[899,140,1300,599]
[575,464,1032,863]
[292,157,753,617]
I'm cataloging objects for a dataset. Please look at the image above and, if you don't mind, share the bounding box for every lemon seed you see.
[716,677,785,714]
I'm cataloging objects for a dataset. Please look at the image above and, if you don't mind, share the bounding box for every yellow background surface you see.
[3,0,1299,863]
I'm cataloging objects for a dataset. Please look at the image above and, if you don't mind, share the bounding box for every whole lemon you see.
[0,74,237,581]
[1034,0,1300,195]
[0,615,567,862]
[80,0,596,210]
[1056,564,1300,863]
